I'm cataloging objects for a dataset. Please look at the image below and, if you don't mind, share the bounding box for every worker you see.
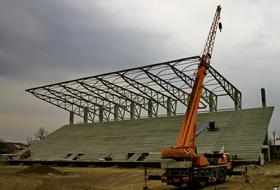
[208,120,216,130]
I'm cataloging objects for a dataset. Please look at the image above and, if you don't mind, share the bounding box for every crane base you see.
[161,164,228,188]
[161,159,192,169]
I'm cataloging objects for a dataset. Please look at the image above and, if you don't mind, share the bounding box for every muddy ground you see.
[0,162,280,190]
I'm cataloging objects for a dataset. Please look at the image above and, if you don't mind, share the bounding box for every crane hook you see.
[219,22,222,32]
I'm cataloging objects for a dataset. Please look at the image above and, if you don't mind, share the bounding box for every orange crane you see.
[160,5,232,188]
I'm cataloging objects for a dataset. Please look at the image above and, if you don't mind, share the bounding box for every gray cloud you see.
[0,0,177,82]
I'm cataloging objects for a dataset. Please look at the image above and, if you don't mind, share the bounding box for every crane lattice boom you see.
[161,5,222,160]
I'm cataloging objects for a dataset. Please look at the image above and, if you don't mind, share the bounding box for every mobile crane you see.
[160,5,232,188]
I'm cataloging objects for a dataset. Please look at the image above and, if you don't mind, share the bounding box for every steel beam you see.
[94,77,154,118]
[169,64,217,111]
[29,90,98,121]
[61,83,126,120]
[43,87,113,121]
[208,66,242,110]
[119,73,177,116]
[141,68,189,106]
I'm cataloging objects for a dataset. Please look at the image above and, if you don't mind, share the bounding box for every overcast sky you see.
[0,0,279,142]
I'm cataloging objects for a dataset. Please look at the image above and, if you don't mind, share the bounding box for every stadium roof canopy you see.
[26,56,241,122]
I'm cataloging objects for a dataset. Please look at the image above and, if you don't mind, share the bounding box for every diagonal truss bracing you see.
[168,64,217,111]
[208,66,241,110]
[26,56,242,123]
[59,84,126,121]
[93,77,163,118]
[118,73,177,116]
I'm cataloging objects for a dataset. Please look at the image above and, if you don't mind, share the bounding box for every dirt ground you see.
[0,162,280,190]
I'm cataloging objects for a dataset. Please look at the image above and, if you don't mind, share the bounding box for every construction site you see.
[0,3,279,190]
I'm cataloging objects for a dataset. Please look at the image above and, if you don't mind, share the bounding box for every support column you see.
[234,90,239,110]
[148,100,153,119]
[209,93,214,112]
[167,98,171,117]
[130,103,135,120]
[99,106,104,122]
[273,130,276,153]
[69,111,74,125]
[261,88,266,107]
[266,133,271,162]
[83,107,88,124]
[114,105,119,121]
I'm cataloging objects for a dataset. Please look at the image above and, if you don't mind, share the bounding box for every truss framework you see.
[26,56,241,123]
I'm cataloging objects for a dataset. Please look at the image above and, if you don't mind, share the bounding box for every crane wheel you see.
[217,167,226,184]
[172,182,183,188]
[195,169,208,188]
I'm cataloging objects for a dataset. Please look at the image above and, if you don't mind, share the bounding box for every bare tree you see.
[34,127,48,140]
[26,136,34,146]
